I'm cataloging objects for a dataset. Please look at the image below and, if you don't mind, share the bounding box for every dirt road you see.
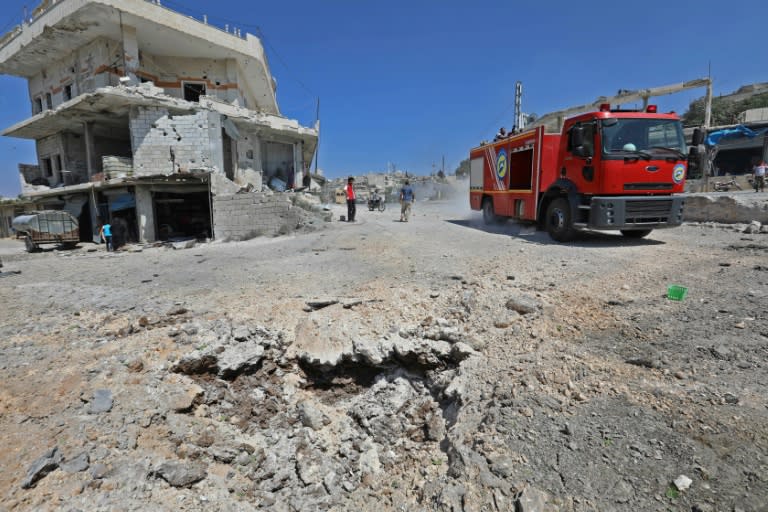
[1,198,766,511]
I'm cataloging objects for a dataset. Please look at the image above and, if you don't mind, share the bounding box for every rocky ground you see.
[0,191,767,512]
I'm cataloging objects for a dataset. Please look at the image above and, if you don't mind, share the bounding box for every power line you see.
[155,0,316,99]
[0,6,26,40]
[254,27,315,99]
[481,100,517,138]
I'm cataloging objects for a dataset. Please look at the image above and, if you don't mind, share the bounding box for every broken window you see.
[63,84,73,101]
[183,82,206,103]
[45,93,52,110]
[33,97,42,114]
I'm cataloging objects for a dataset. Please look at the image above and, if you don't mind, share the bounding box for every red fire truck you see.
[469,104,701,241]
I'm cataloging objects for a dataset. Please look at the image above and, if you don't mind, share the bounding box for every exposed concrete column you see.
[122,24,139,83]
[135,187,156,242]
[84,121,96,179]
[208,112,225,175]
[293,142,301,188]
[226,59,239,104]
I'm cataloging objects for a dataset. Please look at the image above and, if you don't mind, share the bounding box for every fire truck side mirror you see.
[571,126,593,158]
[692,128,704,147]
[573,146,593,158]
[687,147,702,178]
[571,125,585,147]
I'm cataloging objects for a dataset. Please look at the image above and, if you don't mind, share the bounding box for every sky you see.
[0,0,767,197]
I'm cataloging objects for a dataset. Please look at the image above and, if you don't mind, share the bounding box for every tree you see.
[682,92,768,126]
[454,158,470,178]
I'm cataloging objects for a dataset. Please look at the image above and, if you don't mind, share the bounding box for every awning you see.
[109,193,136,212]
[706,125,765,146]
[63,197,88,217]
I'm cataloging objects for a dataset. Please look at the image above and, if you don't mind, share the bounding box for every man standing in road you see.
[345,177,356,222]
[399,180,415,222]
[754,160,766,192]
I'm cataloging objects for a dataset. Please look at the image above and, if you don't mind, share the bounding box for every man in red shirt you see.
[345,177,356,222]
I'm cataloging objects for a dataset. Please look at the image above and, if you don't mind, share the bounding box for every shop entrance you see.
[153,191,211,240]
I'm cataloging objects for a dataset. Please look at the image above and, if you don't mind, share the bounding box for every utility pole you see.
[314,98,320,174]
[514,81,523,131]
[703,66,713,191]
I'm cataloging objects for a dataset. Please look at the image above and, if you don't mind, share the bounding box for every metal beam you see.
[528,78,712,133]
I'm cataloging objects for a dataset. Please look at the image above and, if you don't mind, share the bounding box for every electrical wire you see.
[0,5,26,42]
[153,0,316,99]
[480,99,517,139]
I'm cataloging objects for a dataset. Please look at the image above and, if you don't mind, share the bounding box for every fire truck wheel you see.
[620,229,652,239]
[482,199,497,225]
[545,198,575,242]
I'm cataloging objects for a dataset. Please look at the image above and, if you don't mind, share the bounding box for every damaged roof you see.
[0,0,279,115]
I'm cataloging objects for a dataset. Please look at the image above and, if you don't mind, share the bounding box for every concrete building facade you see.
[0,0,318,243]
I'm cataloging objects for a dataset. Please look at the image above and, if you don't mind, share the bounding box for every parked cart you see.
[12,210,79,252]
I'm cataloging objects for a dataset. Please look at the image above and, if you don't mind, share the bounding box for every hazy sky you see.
[0,0,766,196]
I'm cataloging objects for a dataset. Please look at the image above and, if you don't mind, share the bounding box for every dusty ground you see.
[0,194,767,512]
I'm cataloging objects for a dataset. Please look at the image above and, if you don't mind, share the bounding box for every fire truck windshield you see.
[601,118,686,159]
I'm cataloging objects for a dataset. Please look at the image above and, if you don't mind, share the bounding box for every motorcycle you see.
[712,179,742,192]
[368,194,386,212]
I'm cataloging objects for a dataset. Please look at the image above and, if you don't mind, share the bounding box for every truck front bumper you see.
[587,195,685,230]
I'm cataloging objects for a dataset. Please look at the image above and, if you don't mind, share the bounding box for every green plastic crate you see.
[667,285,688,301]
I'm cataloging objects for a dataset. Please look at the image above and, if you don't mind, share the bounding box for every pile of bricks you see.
[102,156,134,180]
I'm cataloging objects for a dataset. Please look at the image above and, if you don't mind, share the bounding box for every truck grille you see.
[625,199,673,223]
[624,183,673,190]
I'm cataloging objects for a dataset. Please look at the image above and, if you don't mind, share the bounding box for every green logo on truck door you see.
[673,163,685,184]
[496,149,508,180]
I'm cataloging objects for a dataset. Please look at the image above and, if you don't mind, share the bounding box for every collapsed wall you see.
[212,192,330,240]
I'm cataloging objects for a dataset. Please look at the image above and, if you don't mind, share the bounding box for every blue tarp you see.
[109,193,136,212]
[706,125,760,146]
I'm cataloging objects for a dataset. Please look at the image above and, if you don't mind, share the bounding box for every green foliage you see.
[454,158,470,178]
[682,92,768,126]
[665,485,680,499]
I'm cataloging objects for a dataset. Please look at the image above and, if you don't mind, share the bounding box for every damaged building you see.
[706,110,768,176]
[0,0,318,243]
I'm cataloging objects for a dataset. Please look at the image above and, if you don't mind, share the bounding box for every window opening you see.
[63,84,73,101]
[34,97,43,114]
[183,82,206,102]
[42,157,53,177]
[45,93,52,110]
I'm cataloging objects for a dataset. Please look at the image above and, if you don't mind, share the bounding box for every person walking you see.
[100,222,112,251]
[399,180,415,222]
[754,160,766,192]
[345,176,356,222]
